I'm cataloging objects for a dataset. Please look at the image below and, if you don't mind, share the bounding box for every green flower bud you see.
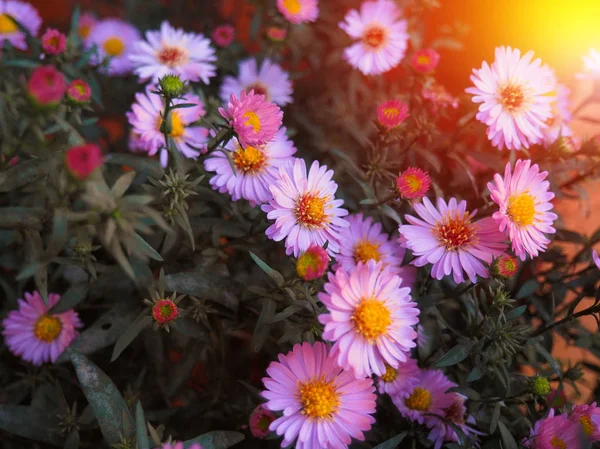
[528,375,551,396]
[158,74,186,98]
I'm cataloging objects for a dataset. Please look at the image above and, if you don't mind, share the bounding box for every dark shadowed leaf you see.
[165,272,239,312]
[505,305,527,320]
[436,343,472,367]
[135,402,150,449]
[105,153,164,179]
[0,207,45,229]
[466,366,484,382]
[490,402,501,433]
[63,429,79,449]
[183,430,244,449]
[498,421,518,449]
[111,312,153,362]
[253,298,276,352]
[516,279,539,299]
[554,228,585,243]
[0,405,63,446]
[0,159,48,192]
[51,283,89,314]
[249,251,284,286]
[372,432,407,449]
[172,317,208,339]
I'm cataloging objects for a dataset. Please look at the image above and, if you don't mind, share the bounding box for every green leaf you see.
[372,432,407,449]
[172,103,198,109]
[164,272,239,312]
[0,405,63,446]
[3,59,41,68]
[132,233,163,261]
[249,251,284,286]
[436,343,472,367]
[505,305,527,320]
[45,209,69,258]
[498,421,518,449]
[554,228,585,244]
[253,298,276,352]
[172,317,208,339]
[0,207,45,229]
[183,430,244,449]
[111,312,152,362]
[466,366,484,382]
[490,402,501,433]
[64,429,79,449]
[533,341,561,377]
[516,279,539,299]
[69,350,135,445]
[51,283,89,314]
[135,402,150,449]
[0,159,48,192]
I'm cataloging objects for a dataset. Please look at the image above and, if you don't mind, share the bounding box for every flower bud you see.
[27,65,67,109]
[396,167,431,200]
[377,99,409,130]
[66,79,92,104]
[249,405,275,438]
[410,48,440,74]
[41,28,67,55]
[65,143,103,180]
[491,253,518,278]
[296,245,330,280]
[158,74,186,98]
[152,299,179,324]
[212,25,235,48]
[528,375,551,396]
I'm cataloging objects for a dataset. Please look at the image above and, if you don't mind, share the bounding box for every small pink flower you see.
[65,144,103,180]
[219,90,283,149]
[78,12,97,41]
[9,156,19,166]
[377,99,409,129]
[422,82,459,112]
[212,25,235,47]
[377,358,419,396]
[276,0,319,24]
[296,244,330,280]
[67,79,92,104]
[593,250,600,270]
[156,443,202,449]
[266,26,287,42]
[410,48,440,74]
[27,65,67,107]
[527,409,582,449]
[152,299,179,324]
[491,253,519,278]
[396,167,431,200]
[249,405,275,438]
[42,28,67,55]
[570,403,600,441]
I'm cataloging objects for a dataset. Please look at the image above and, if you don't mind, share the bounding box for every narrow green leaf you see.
[133,233,163,261]
[111,312,152,362]
[135,402,150,449]
[0,207,45,229]
[505,305,527,320]
[466,366,484,382]
[498,421,518,449]
[0,405,62,446]
[183,430,244,449]
[516,279,539,299]
[436,343,472,367]
[171,103,198,109]
[51,283,89,314]
[372,432,407,449]
[249,251,284,286]
[253,298,276,352]
[533,341,561,377]
[490,402,501,433]
[64,429,79,449]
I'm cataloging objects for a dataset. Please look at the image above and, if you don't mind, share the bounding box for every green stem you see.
[531,302,600,337]
[206,128,233,153]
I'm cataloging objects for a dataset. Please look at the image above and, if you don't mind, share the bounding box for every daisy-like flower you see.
[0,0,41,50]
[212,25,235,48]
[593,250,600,270]
[487,159,557,260]
[262,158,349,256]
[377,358,419,396]
[396,167,431,200]
[491,253,519,278]
[376,99,409,129]
[570,403,600,441]
[41,28,66,55]
[2,291,82,366]
[86,19,140,76]
[526,410,582,449]
[318,260,420,378]
[577,49,600,80]
[466,46,556,150]
[339,0,408,75]
[296,244,330,280]
[427,393,482,449]
[249,405,275,438]
[276,0,319,24]
[393,369,456,426]
[399,197,508,284]
[219,90,283,149]
[542,82,573,147]
[65,143,103,180]
[129,21,216,84]
[126,86,209,167]
[335,213,405,275]
[66,79,92,104]
[261,341,376,449]
[410,48,440,74]
[204,126,296,206]
[220,58,293,107]
[77,12,96,41]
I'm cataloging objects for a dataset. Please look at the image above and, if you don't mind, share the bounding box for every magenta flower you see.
[376,99,409,129]
[377,358,419,396]
[219,90,283,149]
[130,21,216,84]
[261,341,376,449]
[266,26,287,42]
[262,158,349,256]
[339,0,408,75]
[427,393,482,449]
[66,79,92,104]
[399,197,507,284]
[65,143,103,180]
[42,28,66,55]
[220,58,293,107]
[593,250,600,270]
[491,253,519,278]
[318,260,419,378]
[249,405,275,438]
[212,25,235,47]
[276,0,319,24]
[2,291,82,366]
[542,82,573,147]
[527,409,582,449]
[396,167,431,200]
[27,65,67,107]
[410,48,440,74]
[86,19,140,76]
[466,46,555,150]
[0,1,41,50]
[570,403,600,441]
[155,443,202,449]
[77,12,97,42]
[296,244,330,280]
[488,159,557,261]
[393,369,456,426]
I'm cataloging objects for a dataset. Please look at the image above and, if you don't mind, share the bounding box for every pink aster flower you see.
[155,443,202,449]
[466,46,556,150]
[488,159,557,260]
[416,323,430,350]
[570,403,600,441]
[276,0,319,24]
[393,369,456,426]
[399,197,508,284]
[396,167,431,200]
[2,290,83,366]
[410,48,440,74]
[129,21,216,84]
[152,299,179,324]
[422,81,459,112]
[266,26,287,42]
[219,90,283,149]
[42,28,66,55]
[27,65,67,107]
[262,158,349,256]
[318,260,419,378]
[491,253,519,278]
[527,409,582,449]
[339,0,408,75]
[593,250,600,270]
[377,99,409,129]
[0,0,41,50]
[86,19,141,76]
[66,79,92,104]
[221,58,293,107]
[577,49,600,80]
[261,341,376,449]
[65,143,103,180]
[296,244,330,280]
[377,358,419,396]
[249,405,275,438]
[212,25,235,47]
[126,86,209,167]
[77,12,97,42]
[542,82,573,147]
[427,393,482,449]
[204,126,296,206]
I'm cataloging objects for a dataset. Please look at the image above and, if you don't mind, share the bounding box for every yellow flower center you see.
[362,24,388,50]
[352,298,391,341]
[380,365,398,383]
[0,14,17,33]
[79,25,91,39]
[103,36,125,56]
[435,212,475,251]
[507,192,536,227]
[550,436,566,449]
[297,252,320,278]
[282,0,302,14]
[402,174,423,193]
[295,194,326,228]
[157,111,185,139]
[502,258,516,273]
[417,55,431,66]
[405,387,432,412]
[233,145,266,173]
[499,84,525,112]
[34,315,62,342]
[580,415,594,436]
[354,240,381,264]
[158,46,188,67]
[383,107,400,120]
[243,111,261,133]
[298,378,340,419]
